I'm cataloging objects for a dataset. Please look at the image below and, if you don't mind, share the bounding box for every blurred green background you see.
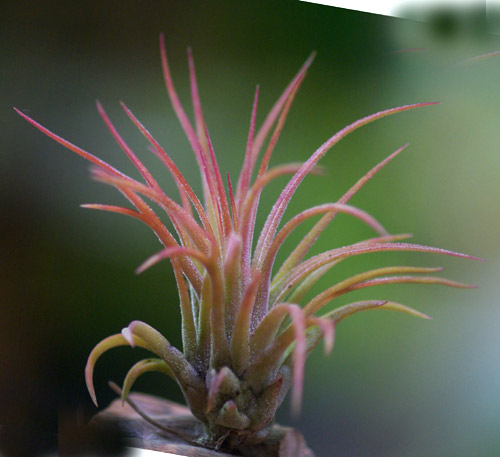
[1,1,499,456]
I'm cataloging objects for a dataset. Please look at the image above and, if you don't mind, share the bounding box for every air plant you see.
[15,35,480,451]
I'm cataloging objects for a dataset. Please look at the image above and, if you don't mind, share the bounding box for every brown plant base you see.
[88,390,316,457]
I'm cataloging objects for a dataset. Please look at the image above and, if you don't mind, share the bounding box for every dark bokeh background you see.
[1,1,499,456]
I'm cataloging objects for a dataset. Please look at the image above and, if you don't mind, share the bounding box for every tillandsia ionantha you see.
[15,34,481,450]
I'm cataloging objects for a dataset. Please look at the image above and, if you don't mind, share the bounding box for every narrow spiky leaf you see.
[136,246,209,275]
[13,108,132,181]
[81,203,144,222]
[256,202,388,315]
[91,167,210,254]
[255,105,437,269]
[119,101,212,234]
[251,52,316,167]
[344,275,477,293]
[279,237,421,305]
[187,47,209,153]
[85,333,148,407]
[324,300,431,323]
[230,272,261,375]
[287,305,307,416]
[223,232,243,332]
[274,243,481,310]
[147,144,193,216]
[117,186,204,294]
[304,266,446,316]
[243,162,326,241]
[227,172,238,230]
[96,101,160,190]
[159,33,206,171]
[205,125,232,238]
[121,358,173,405]
[273,144,409,283]
[257,73,307,178]
[239,85,260,195]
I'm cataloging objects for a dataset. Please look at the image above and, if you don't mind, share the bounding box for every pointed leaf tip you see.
[381,301,432,320]
[302,51,317,69]
[135,253,161,275]
[14,107,35,123]
[121,327,136,347]
[84,363,99,407]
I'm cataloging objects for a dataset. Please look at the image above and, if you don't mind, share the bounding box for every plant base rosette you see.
[89,388,315,457]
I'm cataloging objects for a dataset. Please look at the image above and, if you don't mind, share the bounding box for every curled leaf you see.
[121,358,173,405]
[85,333,148,407]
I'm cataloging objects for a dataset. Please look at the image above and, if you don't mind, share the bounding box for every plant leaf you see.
[236,85,259,211]
[123,321,206,414]
[251,52,316,169]
[245,304,306,415]
[96,101,160,190]
[256,202,387,314]
[119,101,212,235]
[304,266,445,316]
[121,358,174,405]
[13,108,132,181]
[254,104,437,271]
[85,333,148,407]
[274,242,482,311]
[230,272,261,375]
[324,299,431,323]
[306,316,335,355]
[159,33,209,194]
[91,167,210,254]
[272,144,409,285]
